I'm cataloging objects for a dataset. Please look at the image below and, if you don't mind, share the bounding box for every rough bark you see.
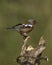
[16,36,48,65]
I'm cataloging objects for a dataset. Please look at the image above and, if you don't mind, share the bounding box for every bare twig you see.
[20,36,30,56]
[34,36,46,57]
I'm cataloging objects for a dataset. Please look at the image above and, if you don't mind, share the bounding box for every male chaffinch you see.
[7,19,36,39]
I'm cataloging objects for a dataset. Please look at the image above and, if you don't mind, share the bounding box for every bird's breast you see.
[21,27,33,33]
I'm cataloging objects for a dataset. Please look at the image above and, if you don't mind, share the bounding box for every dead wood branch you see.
[20,36,30,56]
[16,36,48,65]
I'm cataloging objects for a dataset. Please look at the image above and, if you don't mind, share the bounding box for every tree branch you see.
[16,36,48,65]
[20,36,30,56]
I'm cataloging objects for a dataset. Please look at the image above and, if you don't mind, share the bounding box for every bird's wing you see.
[13,24,33,29]
[22,24,33,28]
[11,24,23,29]
[7,24,23,29]
[7,24,33,30]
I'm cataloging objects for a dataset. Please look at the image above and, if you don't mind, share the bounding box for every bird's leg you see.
[23,33,29,39]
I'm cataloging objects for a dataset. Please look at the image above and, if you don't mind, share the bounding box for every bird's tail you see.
[6,23,22,30]
[6,27,14,30]
[6,26,20,32]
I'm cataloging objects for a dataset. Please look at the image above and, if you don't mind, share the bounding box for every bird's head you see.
[28,19,36,25]
[26,45,34,51]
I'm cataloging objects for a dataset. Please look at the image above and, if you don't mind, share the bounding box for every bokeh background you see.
[0,0,52,65]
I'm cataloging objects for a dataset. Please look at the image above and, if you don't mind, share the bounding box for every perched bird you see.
[7,19,36,39]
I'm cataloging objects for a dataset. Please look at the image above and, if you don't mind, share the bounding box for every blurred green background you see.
[0,0,52,65]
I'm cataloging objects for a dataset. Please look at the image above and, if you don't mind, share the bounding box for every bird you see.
[7,19,36,39]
